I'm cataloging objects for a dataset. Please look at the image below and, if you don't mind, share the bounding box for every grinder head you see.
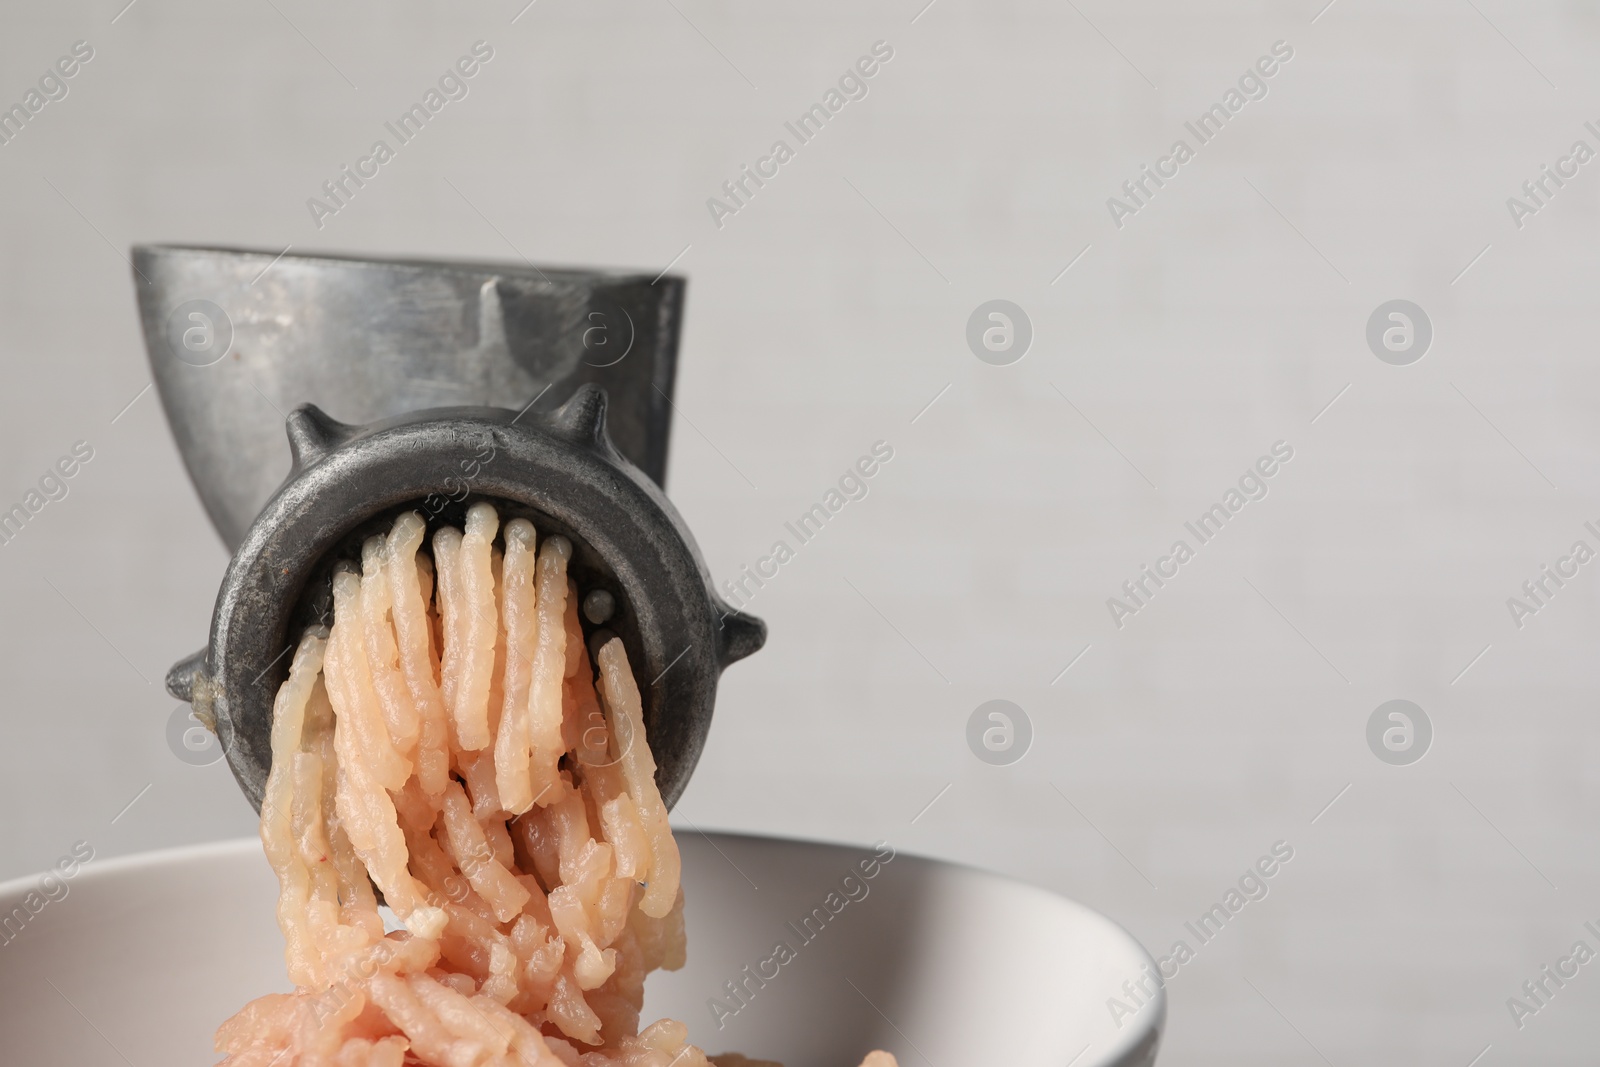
[166,390,763,811]
[137,246,763,810]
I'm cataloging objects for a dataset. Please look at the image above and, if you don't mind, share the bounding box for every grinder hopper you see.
[133,245,764,811]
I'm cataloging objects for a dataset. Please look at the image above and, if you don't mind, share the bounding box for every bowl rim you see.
[0,831,1166,1066]
[0,829,1161,962]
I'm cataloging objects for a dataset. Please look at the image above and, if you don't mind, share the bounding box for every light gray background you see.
[2,0,1597,1063]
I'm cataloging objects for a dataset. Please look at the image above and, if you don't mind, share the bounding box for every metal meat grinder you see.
[133,245,764,812]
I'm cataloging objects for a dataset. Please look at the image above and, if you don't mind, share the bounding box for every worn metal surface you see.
[166,389,764,812]
[133,245,683,549]
[136,247,762,811]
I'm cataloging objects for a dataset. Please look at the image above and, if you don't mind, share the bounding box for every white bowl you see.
[0,834,1163,1066]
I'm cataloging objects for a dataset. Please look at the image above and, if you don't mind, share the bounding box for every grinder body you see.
[137,246,763,811]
